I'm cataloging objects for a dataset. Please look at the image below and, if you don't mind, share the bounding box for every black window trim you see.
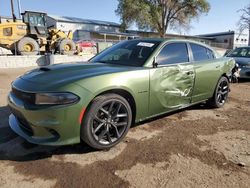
[207,48,215,59]
[155,41,191,67]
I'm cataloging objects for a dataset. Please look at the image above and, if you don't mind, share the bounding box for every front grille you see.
[12,87,35,104]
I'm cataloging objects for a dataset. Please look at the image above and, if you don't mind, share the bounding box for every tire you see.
[11,49,17,55]
[209,76,229,108]
[17,37,39,55]
[58,39,76,55]
[81,94,132,150]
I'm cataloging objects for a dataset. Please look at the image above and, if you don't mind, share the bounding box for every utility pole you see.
[17,0,22,18]
[10,0,16,22]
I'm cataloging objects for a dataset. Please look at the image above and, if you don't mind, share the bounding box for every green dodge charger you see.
[8,39,235,149]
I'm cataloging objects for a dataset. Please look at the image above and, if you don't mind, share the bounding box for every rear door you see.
[149,42,195,116]
[188,43,222,103]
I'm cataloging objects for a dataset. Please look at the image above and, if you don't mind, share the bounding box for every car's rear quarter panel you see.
[192,57,235,103]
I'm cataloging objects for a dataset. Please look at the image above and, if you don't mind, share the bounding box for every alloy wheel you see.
[91,100,129,145]
[216,79,229,105]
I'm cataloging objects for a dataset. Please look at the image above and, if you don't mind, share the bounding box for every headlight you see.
[35,92,80,105]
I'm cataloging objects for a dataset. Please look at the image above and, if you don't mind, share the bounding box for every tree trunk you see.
[160,32,165,38]
[159,29,166,38]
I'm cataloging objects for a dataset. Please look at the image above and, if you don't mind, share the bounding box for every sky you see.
[0,0,249,35]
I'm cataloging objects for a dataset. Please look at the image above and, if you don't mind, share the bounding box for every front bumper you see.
[8,82,94,146]
[9,114,60,144]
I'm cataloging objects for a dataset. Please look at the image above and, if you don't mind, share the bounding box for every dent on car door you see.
[149,42,195,116]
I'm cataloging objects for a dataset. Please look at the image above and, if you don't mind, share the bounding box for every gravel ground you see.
[0,68,249,188]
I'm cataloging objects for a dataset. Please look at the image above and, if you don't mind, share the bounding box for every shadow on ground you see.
[0,105,97,162]
[0,102,218,162]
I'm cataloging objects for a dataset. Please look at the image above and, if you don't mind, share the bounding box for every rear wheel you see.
[81,94,132,150]
[58,39,76,55]
[17,37,39,55]
[209,76,229,108]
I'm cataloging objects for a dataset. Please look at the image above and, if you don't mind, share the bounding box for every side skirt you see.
[136,99,208,123]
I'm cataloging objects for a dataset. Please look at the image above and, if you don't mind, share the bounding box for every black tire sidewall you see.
[81,94,132,150]
[213,77,229,108]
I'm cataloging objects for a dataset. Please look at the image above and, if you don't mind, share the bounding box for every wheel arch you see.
[212,73,230,93]
[208,74,230,108]
[99,89,136,124]
[25,34,39,40]
[221,73,230,81]
[85,88,137,125]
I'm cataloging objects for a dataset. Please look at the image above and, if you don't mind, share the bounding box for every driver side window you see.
[157,43,189,65]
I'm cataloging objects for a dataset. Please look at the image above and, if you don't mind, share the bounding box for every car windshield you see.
[227,47,250,58]
[90,40,161,66]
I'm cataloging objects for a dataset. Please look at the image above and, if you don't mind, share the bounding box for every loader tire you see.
[17,37,39,55]
[58,39,76,55]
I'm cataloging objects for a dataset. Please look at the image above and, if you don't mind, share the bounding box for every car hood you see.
[230,57,250,66]
[20,62,138,85]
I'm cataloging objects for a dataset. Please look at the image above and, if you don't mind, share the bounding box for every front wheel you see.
[209,76,229,108]
[58,39,76,55]
[17,37,39,55]
[81,94,132,150]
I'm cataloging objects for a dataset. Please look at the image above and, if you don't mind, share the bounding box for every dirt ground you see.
[0,68,249,188]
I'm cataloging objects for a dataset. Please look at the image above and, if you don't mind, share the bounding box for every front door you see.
[149,42,195,116]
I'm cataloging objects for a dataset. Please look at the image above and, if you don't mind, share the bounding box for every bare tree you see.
[238,4,250,45]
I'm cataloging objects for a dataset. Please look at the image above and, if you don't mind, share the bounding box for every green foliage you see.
[116,0,210,37]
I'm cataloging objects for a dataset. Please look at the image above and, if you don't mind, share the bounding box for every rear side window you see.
[157,43,189,65]
[190,43,214,61]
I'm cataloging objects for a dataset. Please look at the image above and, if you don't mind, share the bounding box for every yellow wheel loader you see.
[0,11,76,55]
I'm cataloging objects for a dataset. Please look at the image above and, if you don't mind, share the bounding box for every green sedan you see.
[8,39,235,149]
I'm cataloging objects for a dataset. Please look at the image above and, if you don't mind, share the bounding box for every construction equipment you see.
[0,11,76,55]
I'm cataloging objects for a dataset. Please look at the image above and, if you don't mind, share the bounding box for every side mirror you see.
[36,53,54,67]
[153,57,158,68]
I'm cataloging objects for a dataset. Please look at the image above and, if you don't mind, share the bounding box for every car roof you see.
[132,38,214,51]
[132,38,220,60]
[132,38,210,46]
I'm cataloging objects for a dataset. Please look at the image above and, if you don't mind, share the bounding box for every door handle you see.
[185,70,194,75]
